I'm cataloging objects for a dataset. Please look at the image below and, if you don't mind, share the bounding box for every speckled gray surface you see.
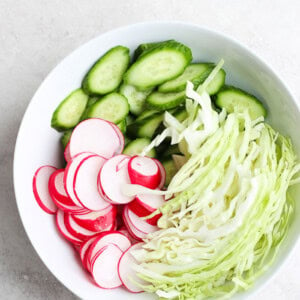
[1,0,300,299]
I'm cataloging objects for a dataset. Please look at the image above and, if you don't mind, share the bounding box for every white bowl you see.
[14,21,300,299]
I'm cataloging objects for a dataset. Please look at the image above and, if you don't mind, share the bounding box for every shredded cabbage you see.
[129,80,300,299]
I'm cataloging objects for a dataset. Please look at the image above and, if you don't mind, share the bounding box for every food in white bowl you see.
[14,22,300,300]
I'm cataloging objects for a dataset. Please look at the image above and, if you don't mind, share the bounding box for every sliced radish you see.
[55,210,82,245]
[33,165,57,214]
[64,213,98,241]
[51,195,89,214]
[118,243,146,293]
[98,155,134,204]
[80,235,100,269]
[64,152,94,207]
[72,205,116,232]
[69,118,123,159]
[118,227,139,244]
[48,169,74,206]
[123,206,158,241]
[91,244,123,289]
[64,142,71,162]
[110,123,125,156]
[73,155,109,211]
[86,231,131,272]
[128,156,161,189]
[153,159,166,189]
[128,193,164,225]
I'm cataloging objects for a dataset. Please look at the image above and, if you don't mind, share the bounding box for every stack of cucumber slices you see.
[51,40,267,184]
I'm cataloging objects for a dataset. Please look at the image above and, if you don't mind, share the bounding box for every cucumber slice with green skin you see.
[127,113,164,139]
[162,158,177,186]
[126,114,135,126]
[173,107,188,122]
[146,90,186,111]
[158,63,226,95]
[80,96,101,120]
[82,46,130,95]
[124,40,192,90]
[158,63,212,93]
[117,119,126,133]
[61,130,73,148]
[133,40,175,61]
[136,109,158,121]
[123,138,156,157]
[215,86,267,119]
[205,68,226,95]
[119,84,152,115]
[86,92,129,124]
[51,89,88,131]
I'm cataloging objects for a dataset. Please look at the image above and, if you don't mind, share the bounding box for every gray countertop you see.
[1,0,300,299]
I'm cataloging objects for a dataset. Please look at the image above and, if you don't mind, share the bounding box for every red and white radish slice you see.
[73,155,109,211]
[64,152,94,207]
[98,155,134,204]
[64,142,71,162]
[128,193,164,225]
[48,169,74,206]
[128,156,161,189]
[55,210,82,245]
[86,231,131,272]
[64,213,98,241]
[51,195,89,214]
[110,123,125,155]
[69,118,123,159]
[91,244,123,289]
[72,205,117,232]
[123,206,158,241]
[153,159,166,189]
[80,235,100,269]
[118,227,139,245]
[118,243,146,293]
[33,165,57,214]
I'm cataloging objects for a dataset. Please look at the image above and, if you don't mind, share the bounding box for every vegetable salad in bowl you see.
[32,39,300,299]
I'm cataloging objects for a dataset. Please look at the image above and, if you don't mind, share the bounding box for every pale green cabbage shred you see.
[128,67,300,299]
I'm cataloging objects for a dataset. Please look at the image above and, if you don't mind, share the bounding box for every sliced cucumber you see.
[136,109,158,121]
[51,89,88,131]
[132,41,170,61]
[82,46,130,95]
[80,96,100,120]
[126,114,135,126]
[117,119,126,133]
[205,68,226,95]
[61,130,73,148]
[123,138,156,157]
[158,63,226,95]
[146,90,186,110]
[173,107,188,122]
[119,84,152,115]
[127,113,164,139]
[158,63,210,93]
[162,159,177,186]
[86,92,129,124]
[124,40,192,90]
[215,86,267,119]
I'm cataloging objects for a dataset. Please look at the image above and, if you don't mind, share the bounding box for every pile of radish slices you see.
[32,118,166,291]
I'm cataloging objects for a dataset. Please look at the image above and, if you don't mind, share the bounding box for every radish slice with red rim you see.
[64,213,99,241]
[118,243,146,293]
[72,205,116,232]
[86,231,131,272]
[91,244,123,289]
[123,206,158,241]
[128,156,161,189]
[55,210,82,245]
[52,195,89,214]
[153,159,166,189]
[69,118,123,159]
[64,142,71,162]
[49,169,74,206]
[33,165,57,214]
[73,154,109,211]
[110,123,125,155]
[64,152,94,207]
[98,155,134,204]
[80,235,100,269]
